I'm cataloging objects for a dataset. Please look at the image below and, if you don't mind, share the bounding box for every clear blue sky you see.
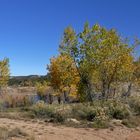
[0,0,140,76]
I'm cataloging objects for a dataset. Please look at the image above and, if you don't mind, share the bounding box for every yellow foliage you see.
[0,58,10,87]
[48,54,80,98]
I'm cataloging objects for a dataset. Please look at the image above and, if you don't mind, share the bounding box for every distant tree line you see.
[8,75,50,87]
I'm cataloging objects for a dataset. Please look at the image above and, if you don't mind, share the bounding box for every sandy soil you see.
[0,118,140,140]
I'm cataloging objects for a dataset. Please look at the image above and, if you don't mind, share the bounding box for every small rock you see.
[67,118,80,124]
[135,127,140,131]
[110,127,114,131]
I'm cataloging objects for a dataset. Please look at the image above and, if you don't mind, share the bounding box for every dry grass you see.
[0,126,35,140]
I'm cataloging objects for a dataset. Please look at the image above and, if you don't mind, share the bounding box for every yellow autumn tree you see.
[0,58,10,88]
[59,22,136,100]
[134,57,140,86]
[79,24,135,98]
[48,54,80,103]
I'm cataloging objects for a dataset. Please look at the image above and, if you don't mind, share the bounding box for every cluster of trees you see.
[47,23,140,102]
[1,23,140,104]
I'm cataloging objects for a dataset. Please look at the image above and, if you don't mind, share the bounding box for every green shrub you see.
[128,96,140,115]
[51,111,66,123]
[31,101,55,118]
[71,104,96,121]
[93,119,109,128]
[31,101,67,122]
[92,106,109,128]
[107,100,130,119]
[122,116,140,128]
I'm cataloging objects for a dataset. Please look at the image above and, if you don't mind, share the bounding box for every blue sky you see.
[0,0,140,76]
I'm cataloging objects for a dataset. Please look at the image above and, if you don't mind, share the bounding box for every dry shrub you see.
[0,94,33,108]
[0,127,28,140]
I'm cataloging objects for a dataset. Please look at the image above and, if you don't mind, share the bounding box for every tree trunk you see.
[113,88,116,98]
[126,83,132,97]
[79,75,93,102]
[102,81,106,99]
[58,96,61,104]
[48,94,53,104]
[86,82,93,102]
[106,83,111,99]
[64,91,69,103]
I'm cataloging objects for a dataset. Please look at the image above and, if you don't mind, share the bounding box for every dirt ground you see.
[0,118,140,140]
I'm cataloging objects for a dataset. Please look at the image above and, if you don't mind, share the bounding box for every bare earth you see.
[0,118,140,140]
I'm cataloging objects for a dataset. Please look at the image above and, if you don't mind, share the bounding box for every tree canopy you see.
[58,23,137,100]
[48,54,80,102]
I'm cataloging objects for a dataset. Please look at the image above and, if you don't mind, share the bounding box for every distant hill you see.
[9,75,50,86]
